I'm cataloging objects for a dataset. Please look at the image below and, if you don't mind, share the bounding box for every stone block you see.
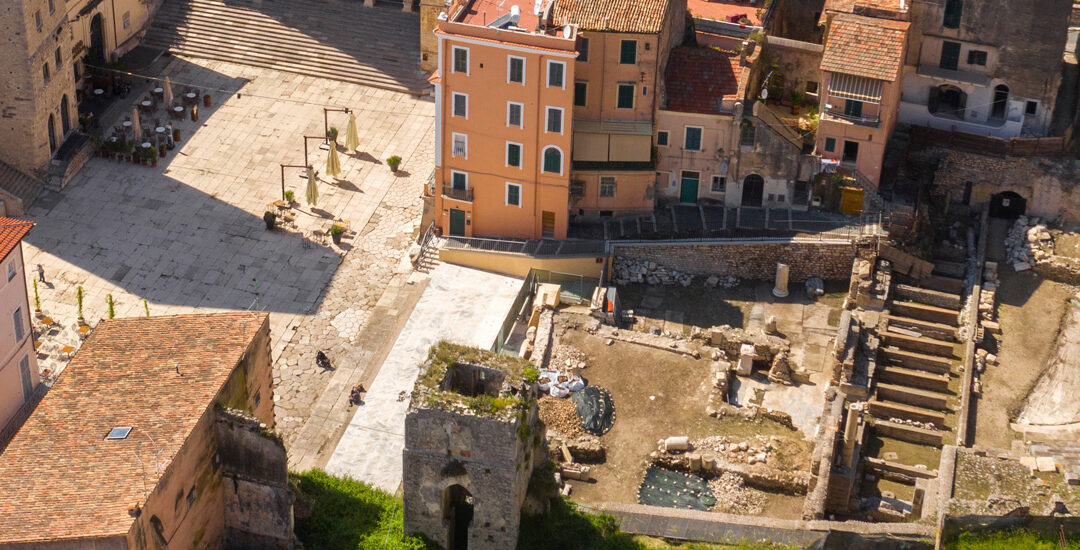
[1036,456,1057,472]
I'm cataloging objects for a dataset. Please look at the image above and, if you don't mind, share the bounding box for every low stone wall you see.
[894,285,962,310]
[612,240,858,282]
[872,420,945,447]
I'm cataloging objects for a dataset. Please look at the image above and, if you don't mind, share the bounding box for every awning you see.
[829,73,883,104]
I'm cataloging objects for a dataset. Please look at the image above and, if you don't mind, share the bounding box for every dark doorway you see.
[89,14,105,63]
[842,140,859,163]
[60,95,71,135]
[449,209,466,237]
[741,174,764,207]
[991,84,1009,120]
[989,191,1025,219]
[929,85,966,119]
[47,115,56,153]
[444,485,473,550]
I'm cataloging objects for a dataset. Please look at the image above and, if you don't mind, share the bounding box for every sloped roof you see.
[663,47,743,114]
[0,160,43,211]
[553,0,670,33]
[820,13,909,82]
[0,217,33,262]
[0,312,268,544]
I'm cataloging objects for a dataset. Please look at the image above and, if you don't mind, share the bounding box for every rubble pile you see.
[538,396,587,438]
[708,472,766,515]
[979,262,1000,325]
[705,360,732,413]
[704,274,740,289]
[888,416,938,431]
[550,344,588,371]
[612,257,693,287]
[687,435,779,466]
[1005,216,1053,270]
[701,324,790,361]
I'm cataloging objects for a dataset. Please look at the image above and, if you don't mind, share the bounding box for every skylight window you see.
[106,426,132,440]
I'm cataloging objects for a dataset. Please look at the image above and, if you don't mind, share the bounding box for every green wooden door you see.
[680,172,699,204]
[449,208,466,236]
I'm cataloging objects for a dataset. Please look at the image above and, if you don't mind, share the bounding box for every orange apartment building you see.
[816,8,909,188]
[431,0,685,240]
[0,217,38,446]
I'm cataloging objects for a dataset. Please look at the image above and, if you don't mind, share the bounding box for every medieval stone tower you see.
[403,343,540,550]
[418,0,448,72]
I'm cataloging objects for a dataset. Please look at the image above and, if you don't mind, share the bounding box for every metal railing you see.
[442,236,607,257]
[823,109,881,128]
[442,185,473,202]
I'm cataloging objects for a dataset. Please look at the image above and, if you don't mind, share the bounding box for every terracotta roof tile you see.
[820,13,909,82]
[553,0,670,33]
[664,47,743,114]
[0,312,268,544]
[0,217,33,262]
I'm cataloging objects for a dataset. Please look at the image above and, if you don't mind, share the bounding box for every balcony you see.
[915,64,991,87]
[442,185,473,202]
[822,109,881,129]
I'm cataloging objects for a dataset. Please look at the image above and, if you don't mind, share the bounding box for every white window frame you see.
[451,132,468,158]
[507,101,523,128]
[546,60,566,89]
[684,125,704,152]
[450,169,469,190]
[452,92,469,118]
[505,141,523,168]
[452,45,470,75]
[545,106,564,135]
[505,182,523,207]
[600,176,617,198]
[711,175,726,193]
[541,145,564,175]
[657,130,669,147]
[507,55,526,85]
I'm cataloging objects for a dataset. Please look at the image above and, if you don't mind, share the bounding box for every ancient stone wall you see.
[215,409,293,549]
[894,284,962,311]
[613,241,857,281]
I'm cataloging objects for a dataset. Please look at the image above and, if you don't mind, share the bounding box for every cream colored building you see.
[0,0,161,178]
[0,218,38,447]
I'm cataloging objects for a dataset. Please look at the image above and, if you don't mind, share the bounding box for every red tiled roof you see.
[0,312,268,544]
[553,0,670,33]
[0,217,33,262]
[663,47,743,114]
[820,13,909,82]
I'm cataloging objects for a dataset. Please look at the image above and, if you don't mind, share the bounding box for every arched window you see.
[542,146,562,175]
[991,84,1009,120]
[60,95,71,135]
[741,174,764,207]
[928,84,966,119]
[47,115,56,153]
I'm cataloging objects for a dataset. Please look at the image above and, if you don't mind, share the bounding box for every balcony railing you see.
[442,185,473,202]
[823,109,881,128]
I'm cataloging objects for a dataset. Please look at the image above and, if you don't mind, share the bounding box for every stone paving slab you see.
[323,264,524,492]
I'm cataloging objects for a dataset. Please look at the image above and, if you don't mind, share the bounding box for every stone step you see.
[871,418,946,447]
[890,300,960,326]
[885,314,957,342]
[144,0,428,93]
[876,382,951,411]
[143,30,423,90]
[867,398,947,426]
[880,347,953,374]
[878,365,951,392]
[881,331,956,357]
[921,275,965,295]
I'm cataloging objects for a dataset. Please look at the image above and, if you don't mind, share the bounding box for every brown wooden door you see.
[541,211,555,238]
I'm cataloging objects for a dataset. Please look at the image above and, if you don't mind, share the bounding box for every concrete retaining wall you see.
[612,240,858,281]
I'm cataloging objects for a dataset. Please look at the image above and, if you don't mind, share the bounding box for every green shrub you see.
[948,529,1080,550]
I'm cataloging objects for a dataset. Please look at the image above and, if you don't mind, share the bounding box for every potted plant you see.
[203,93,211,107]
[326,126,339,144]
[143,146,158,167]
[329,224,345,245]
[263,211,277,230]
[386,155,402,172]
[284,190,295,204]
[791,91,804,115]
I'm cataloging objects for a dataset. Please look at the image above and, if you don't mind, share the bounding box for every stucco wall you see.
[0,244,38,436]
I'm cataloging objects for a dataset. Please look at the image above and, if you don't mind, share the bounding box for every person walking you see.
[36,264,45,283]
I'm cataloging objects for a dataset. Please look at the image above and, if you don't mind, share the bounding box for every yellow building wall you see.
[0,245,39,435]
[439,248,609,278]
[572,171,655,215]
[572,31,659,122]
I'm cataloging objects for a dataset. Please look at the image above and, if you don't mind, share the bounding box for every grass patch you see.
[290,470,430,550]
[946,529,1080,549]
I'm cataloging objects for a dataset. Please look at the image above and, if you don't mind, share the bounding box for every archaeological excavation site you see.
[402,193,1080,547]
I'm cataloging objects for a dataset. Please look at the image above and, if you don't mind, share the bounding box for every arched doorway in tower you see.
[741,174,764,207]
[989,191,1026,219]
[60,95,71,135]
[89,14,105,63]
[443,484,473,550]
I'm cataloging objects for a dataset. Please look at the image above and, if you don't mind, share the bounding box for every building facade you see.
[0,0,162,178]
[0,312,292,549]
[430,0,686,240]
[898,0,1071,138]
[0,218,37,445]
[816,10,909,188]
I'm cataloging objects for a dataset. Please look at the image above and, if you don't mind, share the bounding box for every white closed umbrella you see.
[163,76,174,106]
[131,108,141,141]
[305,166,318,207]
[344,112,360,152]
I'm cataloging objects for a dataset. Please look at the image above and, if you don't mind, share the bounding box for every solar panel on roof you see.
[105,426,132,440]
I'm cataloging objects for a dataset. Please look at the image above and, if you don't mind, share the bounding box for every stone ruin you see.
[402,343,541,550]
[1005,215,1054,271]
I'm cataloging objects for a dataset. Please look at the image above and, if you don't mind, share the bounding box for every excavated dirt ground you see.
[552,313,812,520]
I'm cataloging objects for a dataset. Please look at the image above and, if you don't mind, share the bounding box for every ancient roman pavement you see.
[23,55,435,459]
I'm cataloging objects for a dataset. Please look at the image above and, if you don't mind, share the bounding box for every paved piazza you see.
[24,56,434,446]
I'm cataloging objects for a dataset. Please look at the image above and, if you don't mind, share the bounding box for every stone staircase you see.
[142,0,430,95]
